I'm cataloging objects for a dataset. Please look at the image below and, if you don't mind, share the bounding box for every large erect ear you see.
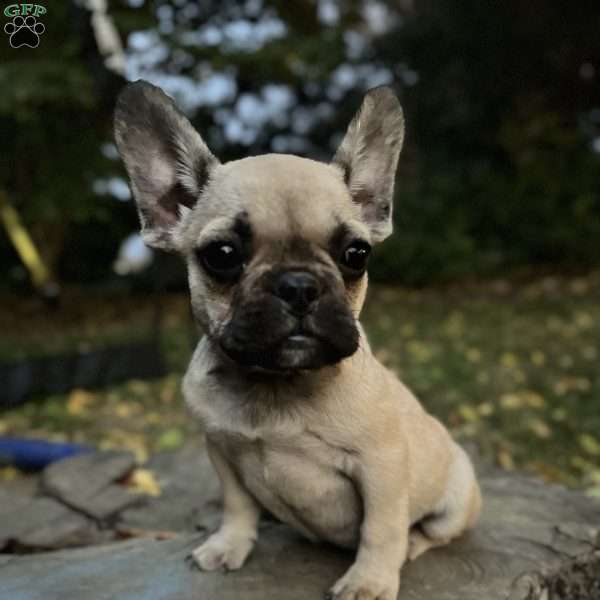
[114,80,219,250]
[332,87,404,243]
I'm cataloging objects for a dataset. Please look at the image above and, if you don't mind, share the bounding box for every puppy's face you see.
[115,82,404,372]
[180,156,370,371]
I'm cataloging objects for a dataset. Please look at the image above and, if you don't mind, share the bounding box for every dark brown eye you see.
[340,241,371,275]
[197,241,244,282]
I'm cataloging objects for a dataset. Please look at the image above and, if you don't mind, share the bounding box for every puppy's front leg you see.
[192,439,261,571]
[329,449,409,600]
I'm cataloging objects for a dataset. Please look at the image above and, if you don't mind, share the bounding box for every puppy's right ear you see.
[114,81,219,251]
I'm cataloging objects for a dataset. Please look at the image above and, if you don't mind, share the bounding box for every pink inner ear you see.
[154,199,179,227]
[141,154,181,227]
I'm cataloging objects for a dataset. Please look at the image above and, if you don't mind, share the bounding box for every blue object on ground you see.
[0,437,93,470]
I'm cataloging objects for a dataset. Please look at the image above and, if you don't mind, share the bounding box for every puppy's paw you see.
[191,530,255,572]
[327,563,399,600]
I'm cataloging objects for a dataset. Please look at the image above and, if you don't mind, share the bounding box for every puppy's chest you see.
[211,427,361,548]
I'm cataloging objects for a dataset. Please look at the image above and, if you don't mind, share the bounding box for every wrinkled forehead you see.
[196,154,365,245]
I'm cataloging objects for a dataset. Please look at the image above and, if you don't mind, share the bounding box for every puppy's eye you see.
[340,241,371,275]
[197,241,244,282]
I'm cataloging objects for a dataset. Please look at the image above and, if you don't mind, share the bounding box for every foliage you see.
[2,273,600,490]
[1,0,599,285]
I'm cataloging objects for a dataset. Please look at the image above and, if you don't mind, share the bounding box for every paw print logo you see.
[4,15,45,48]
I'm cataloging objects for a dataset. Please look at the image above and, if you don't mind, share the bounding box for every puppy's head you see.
[114,82,404,373]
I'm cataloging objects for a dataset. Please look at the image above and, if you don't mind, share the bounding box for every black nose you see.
[275,271,320,315]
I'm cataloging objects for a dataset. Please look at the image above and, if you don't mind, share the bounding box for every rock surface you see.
[0,488,102,552]
[118,442,222,534]
[2,461,599,600]
[42,450,140,520]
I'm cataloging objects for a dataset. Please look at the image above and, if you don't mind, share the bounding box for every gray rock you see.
[42,450,141,520]
[2,472,599,600]
[118,441,221,534]
[0,493,101,551]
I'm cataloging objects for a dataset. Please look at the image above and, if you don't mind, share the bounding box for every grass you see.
[1,271,600,493]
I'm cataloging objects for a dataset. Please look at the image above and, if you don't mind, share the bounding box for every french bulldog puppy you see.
[114,81,482,600]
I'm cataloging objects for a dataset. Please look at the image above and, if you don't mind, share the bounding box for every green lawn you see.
[1,271,599,493]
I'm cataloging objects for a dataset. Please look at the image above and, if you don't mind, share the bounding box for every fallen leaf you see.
[528,418,552,439]
[523,391,545,409]
[465,348,482,363]
[127,468,161,497]
[500,352,518,369]
[500,393,522,410]
[530,351,546,366]
[67,389,95,416]
[497,449,514,470]
[157,428,185,451]
[458,405,479,423]
[578,434,600,456]
[477,402,494,417]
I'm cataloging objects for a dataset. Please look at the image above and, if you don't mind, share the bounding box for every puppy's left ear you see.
[332,87,404,243]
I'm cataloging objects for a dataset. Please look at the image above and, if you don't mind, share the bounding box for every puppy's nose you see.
[275,271,320,315]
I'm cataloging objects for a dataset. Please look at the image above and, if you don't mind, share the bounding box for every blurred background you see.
[1,0,599,491]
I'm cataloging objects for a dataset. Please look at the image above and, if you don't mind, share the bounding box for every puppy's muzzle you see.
[219,269,359,373]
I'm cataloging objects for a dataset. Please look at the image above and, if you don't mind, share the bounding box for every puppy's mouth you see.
[219,311,359,373]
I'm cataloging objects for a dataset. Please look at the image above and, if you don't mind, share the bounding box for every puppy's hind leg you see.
[408,445,481,561]
[192,439,261,571]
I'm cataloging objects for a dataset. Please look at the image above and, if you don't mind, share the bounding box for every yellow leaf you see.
[578,434,600,456]
[478,402,494,417]
[157,428,185,451]
[528,419,552,439]
[127,380,150,395]
[465,348,481,363]
[571,455,595,471]
[500,393,522,410]
[574,312,593,330]
[127,468,161,497]
[497,449,514,470]
[500,352,518,368]
[458,405,479,423]
[0,467,18,481]
[530,351,546,366]
[115,402,143,419]
[523,391,545,409]
[145,412,162,425]
[585,486,600,498]
[100,431,148,463]
[67,389,95,416]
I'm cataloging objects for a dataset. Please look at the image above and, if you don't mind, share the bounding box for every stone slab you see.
[41,450,139,520]
[0,493,100,551]
[119,442,221,534]
[2,473,599,600]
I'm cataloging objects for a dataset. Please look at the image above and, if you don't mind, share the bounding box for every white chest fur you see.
[211,427,361,547]
[183,340,362,547]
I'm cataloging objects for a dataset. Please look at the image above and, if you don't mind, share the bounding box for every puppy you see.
[114,81,481,600]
